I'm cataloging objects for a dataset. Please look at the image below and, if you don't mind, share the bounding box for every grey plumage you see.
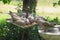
[9,11,21,21]
[19,12,27,18]
[9,11,30,25]
[28,14,35,23]
[9,11,55,31]
[35,16,47,21]
[34,16,55,32]
[22,18,30,25]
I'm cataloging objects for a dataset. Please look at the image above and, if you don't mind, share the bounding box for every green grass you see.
[37,0,59,6]
[36,0,60,19]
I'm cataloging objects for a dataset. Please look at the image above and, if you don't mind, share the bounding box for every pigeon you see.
[9,11,27,25]
[34,17,55,32]
[22,18,30,25]
[9,11,21,21]
[35,16,47,21]
[19,12,27,18]
[28,14,35,24]
[15,19,26,26]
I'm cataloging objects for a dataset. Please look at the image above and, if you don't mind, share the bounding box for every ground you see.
[0,0,60,19]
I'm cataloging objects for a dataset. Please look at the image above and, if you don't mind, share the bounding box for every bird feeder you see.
[6,18,37,29]
[6,11,58,40]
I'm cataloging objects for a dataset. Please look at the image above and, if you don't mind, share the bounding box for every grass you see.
[36,0,60,19]
[0,0,60,19]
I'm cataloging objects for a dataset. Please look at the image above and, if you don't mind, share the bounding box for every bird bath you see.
[38,25,60,40]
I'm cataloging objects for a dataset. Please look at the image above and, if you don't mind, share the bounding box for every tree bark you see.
[21,0,45,40]
[22,0,37,13]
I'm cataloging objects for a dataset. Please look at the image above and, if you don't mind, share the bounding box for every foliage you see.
[0,0,2,1]
[2,0,11,4]
[53,3,57,7]
[53,0,60,7]
[46,16,60,25]
[50,17,60,25]
[0,15,22,40]
[45,16,52,22]
[58,1,60,5]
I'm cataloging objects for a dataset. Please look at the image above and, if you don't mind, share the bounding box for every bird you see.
[9,11,26,25]
[28,14,35,24]
[9,11,21,21]
[34,16,55,32]
[19,12,27,18]
[22,18,30,25]
[35,16,47,21]
[14,17,30,26]
[14,19,27,26]
[42,21,55,32]
[9,11,30,26]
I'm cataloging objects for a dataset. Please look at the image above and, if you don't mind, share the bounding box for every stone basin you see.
[38,25,60,40]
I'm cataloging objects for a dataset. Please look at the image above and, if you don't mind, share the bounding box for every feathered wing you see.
[34,17,55,32]
[9,11,26,25]
[9,11,31,26]
[9,11,55,30]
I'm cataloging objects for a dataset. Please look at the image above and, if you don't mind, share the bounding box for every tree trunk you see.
[21,0,45,40]
[22,0,37,14]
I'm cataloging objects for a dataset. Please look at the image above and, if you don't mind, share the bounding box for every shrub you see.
[0,14,22,40]
[46,16,60,25]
